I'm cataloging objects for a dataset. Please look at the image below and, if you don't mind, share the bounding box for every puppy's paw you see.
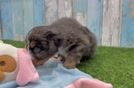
[63,63,76,69]
[63,59,77,69]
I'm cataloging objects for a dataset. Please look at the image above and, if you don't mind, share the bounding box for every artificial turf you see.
[3,40,134,88]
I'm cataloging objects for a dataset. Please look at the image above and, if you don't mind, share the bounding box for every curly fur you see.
[25,17,97,68]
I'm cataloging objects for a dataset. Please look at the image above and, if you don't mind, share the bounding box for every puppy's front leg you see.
[63,55,81,69]
[63,43,87,69]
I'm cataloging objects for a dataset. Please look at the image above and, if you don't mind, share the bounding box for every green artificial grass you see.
[3,40,134,88]
[3,40,25,48]
[78,47,134,88]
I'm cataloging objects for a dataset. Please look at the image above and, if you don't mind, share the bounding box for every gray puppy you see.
[26,17,97,69]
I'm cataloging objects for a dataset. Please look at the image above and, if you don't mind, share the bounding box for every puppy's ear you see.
[43,31,56,39]
[82,26,97,57]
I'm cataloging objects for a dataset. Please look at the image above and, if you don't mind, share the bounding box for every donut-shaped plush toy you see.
[0,40,39,86]
[0,55,17,81]
[0,55,17,72]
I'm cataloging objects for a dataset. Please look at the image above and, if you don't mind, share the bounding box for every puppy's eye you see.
[41,41,49,50]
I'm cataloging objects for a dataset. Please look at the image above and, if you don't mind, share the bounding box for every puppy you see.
[26,17,97,69]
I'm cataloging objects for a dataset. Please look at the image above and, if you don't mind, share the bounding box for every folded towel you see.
[18,58,113,88]
[0,57,112,88]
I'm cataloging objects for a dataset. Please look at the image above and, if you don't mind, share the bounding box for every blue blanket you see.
[0,59,92,88]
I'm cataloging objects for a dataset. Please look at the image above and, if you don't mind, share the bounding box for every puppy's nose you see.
[33,47,41,53]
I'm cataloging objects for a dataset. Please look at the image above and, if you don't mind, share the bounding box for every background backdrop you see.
[0,0,134,47]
